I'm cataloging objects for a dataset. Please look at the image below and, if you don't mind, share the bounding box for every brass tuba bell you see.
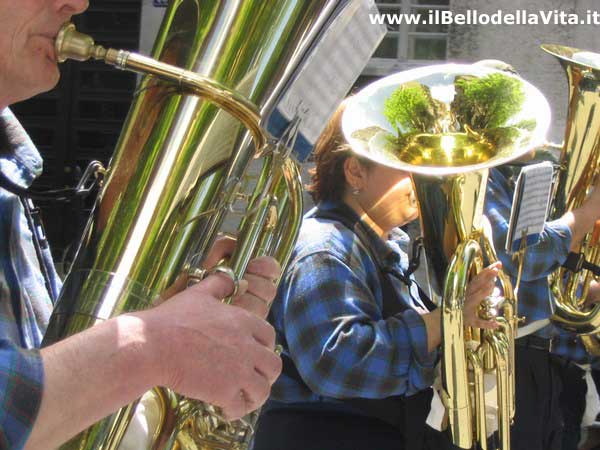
[342,64,550,450]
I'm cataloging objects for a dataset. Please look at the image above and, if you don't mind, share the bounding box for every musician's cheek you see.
[392,177,419,224]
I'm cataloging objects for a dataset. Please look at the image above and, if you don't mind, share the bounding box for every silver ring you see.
[206,265,240,298]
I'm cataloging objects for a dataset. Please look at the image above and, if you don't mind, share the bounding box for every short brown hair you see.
[306,101,371,203]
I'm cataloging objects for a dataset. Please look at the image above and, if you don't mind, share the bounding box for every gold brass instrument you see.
[39,0,352,448]
[342,64,550,449]
[541,45,600,349]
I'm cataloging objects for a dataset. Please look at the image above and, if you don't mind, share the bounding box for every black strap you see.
[562,251,600,277]
[19,197,57,304]
[311,205,434,313]
[1,160,104,272]
[0,169,99,304]
[0,171,81,202]
[0,160,103,203]
[407,236,424,277]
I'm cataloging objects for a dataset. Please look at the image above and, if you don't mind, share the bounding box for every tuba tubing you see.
[542,44,600,340]
[342,63,550,450]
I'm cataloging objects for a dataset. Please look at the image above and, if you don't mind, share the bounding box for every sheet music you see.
[505,162,554,253]
[272,0,386,161]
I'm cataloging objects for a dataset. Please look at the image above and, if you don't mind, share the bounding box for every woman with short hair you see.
[252,100,500,450]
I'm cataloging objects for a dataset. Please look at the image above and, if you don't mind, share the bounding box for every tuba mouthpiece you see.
[55,22,108,63]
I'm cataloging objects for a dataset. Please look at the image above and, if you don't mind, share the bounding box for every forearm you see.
[564,208,597,252]
[25,314,157,450]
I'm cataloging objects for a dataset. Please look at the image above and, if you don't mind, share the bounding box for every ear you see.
[343,156,368,191]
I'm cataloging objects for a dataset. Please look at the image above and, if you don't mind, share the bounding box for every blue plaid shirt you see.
[551,329,599,366]
[485,168,572,339]
[268,201,438,408]
[0,108,61,449]
[486,167,596,367]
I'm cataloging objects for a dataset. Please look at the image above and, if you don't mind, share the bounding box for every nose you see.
[55,0,89,19]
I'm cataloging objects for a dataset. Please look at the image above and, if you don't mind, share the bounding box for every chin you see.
[35,63,61,93]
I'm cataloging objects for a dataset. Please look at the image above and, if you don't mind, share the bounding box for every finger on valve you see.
[203,235,237,270]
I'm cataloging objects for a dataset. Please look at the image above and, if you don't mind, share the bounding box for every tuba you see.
[41,1,367,449]
[541,45,600,351]
[342,64,550,449]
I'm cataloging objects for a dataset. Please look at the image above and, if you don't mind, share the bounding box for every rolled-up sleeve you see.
[0,340,44,450]
[283,251,437,400]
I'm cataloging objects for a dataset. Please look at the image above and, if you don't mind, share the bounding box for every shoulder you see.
[285,217,379,287]
[0,108,43,188]
[293,216,363,263]
[0,189,21,230]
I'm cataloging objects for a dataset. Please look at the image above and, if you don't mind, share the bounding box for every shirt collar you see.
[0,108,43,189]
[315,200,409,270]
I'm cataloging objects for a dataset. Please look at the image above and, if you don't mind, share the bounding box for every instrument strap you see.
[0,171,80,201]
[310,204,434,314]
[0,139,63,305]
[18,196,57,304]
[0,160,103,289]
[562,251,600,277]
[0,160,103,202]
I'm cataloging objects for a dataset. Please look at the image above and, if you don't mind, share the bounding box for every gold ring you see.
[186,267,207,287]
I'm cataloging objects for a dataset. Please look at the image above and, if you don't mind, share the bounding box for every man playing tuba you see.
[0,2,282,449]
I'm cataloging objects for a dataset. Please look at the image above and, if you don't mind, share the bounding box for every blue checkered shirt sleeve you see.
[278,249,436,400]
[0,336,43,449]
[485,169,571,326]
[0,108,57,448]
[485,179,571,281]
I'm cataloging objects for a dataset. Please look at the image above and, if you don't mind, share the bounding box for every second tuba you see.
[542,45,600,351]
[342,64,550,449]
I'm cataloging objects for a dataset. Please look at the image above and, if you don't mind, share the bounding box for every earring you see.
[352,188,362,195]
